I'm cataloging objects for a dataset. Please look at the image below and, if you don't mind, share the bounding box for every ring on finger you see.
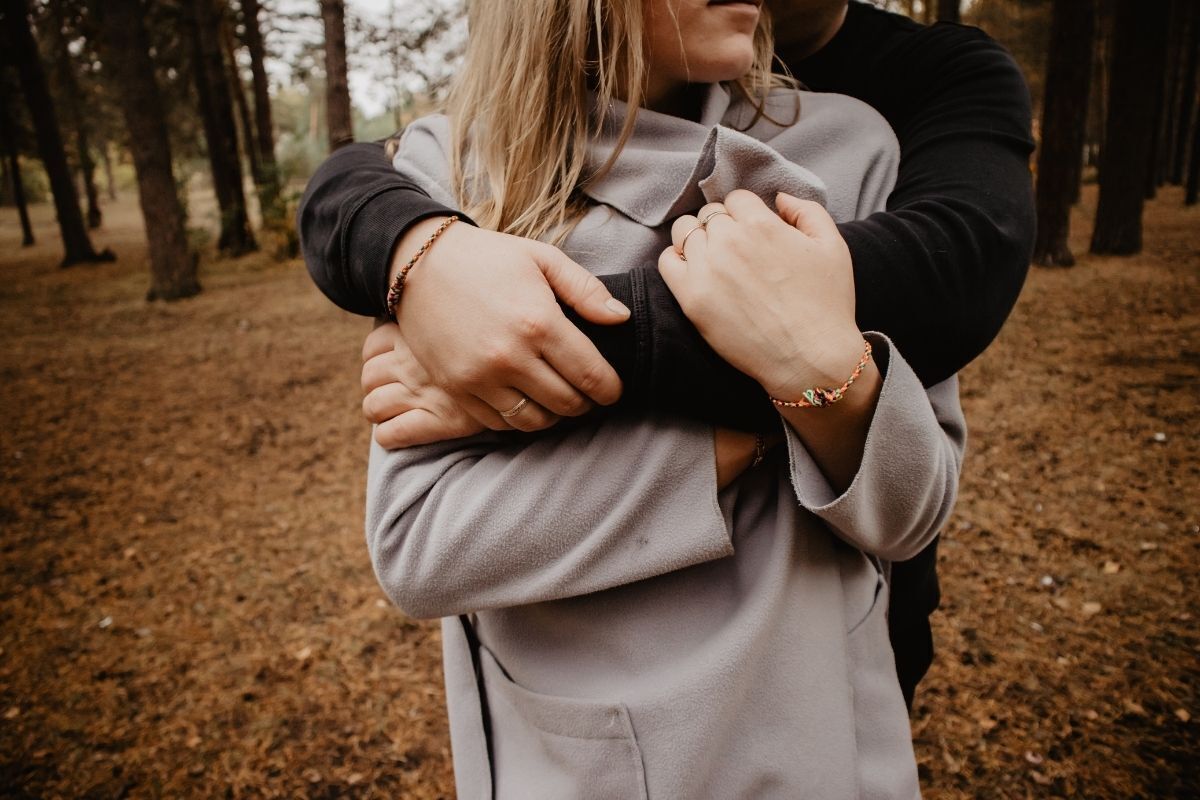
[677,223,707,261]
[499,397,529,418]
[700,210,730,226]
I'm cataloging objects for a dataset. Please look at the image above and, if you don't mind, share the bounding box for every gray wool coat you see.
[368,84,967,799]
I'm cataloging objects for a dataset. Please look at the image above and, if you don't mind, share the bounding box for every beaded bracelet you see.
[769,339,873,409]
[386,215,460,321]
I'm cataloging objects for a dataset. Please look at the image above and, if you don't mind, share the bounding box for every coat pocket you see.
[845,567,922,800]
[480,647,649,800]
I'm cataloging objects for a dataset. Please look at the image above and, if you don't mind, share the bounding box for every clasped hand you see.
[363,191,862,457]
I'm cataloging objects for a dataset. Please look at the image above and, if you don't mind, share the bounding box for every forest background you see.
[0,0,1197,797]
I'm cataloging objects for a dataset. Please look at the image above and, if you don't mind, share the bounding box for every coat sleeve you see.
[364,419,734,619]
[781,332,966,563]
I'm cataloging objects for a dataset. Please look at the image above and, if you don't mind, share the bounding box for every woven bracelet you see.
[386,215,459,321]
[769,339,873,409]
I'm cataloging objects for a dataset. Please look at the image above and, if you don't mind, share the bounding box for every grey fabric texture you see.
[370,84,965,799]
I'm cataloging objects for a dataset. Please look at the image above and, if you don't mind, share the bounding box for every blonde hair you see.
[445,0,786,243]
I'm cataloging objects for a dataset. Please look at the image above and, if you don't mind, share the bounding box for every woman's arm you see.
[301,20,1031,430]
[659,192,964,563]
[365,418,736,621]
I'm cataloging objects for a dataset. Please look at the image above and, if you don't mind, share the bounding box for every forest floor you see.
[0,186,1197,799]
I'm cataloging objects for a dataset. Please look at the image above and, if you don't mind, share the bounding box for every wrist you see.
[388,215,454,286]
[759,327,866,403]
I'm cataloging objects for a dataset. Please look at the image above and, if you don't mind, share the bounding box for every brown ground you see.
[0,186,1196,799]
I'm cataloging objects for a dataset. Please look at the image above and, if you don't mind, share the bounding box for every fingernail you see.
[605,298,630,316]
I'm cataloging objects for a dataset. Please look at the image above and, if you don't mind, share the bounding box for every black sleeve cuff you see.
[346,187,468,317]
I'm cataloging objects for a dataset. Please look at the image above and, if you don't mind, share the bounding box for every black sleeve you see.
[297,140,467,317]
[828,24,1036,386]
[595,17,1036,426]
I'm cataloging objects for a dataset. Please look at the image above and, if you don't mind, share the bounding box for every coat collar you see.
[582,83,827,227]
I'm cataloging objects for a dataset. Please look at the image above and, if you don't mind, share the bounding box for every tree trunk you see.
[49,1,103,228]
[100,140,117,200]
[220,14,260,195]
[937,0,961,24]
[0,91,34,245]
[1034,0,1095,267]
[1090,0,1171,255]
[188,0,256,255]
[1187,115,1200,204]
[320,0,353,151]
[1170,0,1198,185]
[2,0,111,266]
[240,0,281,223]
[93,0,199,300]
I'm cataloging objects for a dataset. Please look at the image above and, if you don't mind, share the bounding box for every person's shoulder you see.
[752,87,896,156]
[392,113,456,204]
[398,113,452,154]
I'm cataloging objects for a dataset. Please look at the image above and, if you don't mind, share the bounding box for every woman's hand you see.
[659,191,882,492]
[390,217,630,434]
[658,191,863,399]
[362,322,486,449]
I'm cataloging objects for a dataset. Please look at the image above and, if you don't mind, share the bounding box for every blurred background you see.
[0,0,1196,797]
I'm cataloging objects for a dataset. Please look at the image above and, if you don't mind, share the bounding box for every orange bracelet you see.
[385,215,459,320]
[769,340,873,409]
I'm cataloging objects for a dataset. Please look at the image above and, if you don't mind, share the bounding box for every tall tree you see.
[188,0,256,255]
[221,15,260,196]
[92,0,198,300]
[2,0,111,266]
[1090,0,1171,255]
[0,81,33,245]
[239,0,281,222]
[1188,117,1200,204]
[48,0,101,228]
[320,0,352,151]
[1169,0,1197,186]
[937,0,961,24]
[1033,0,1096,267]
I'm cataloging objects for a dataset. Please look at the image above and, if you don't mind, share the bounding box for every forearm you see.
[841,137,1034,385]
[781,333,966,563]
[366,419,732,619]
[297,140,468,316]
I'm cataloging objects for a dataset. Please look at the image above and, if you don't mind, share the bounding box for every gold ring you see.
[677,223,707,261]
[499,397,529,418]
[700,210,730,225]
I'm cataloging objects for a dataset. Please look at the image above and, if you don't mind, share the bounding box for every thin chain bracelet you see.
[769,339,873,409]
[386,215,460,320]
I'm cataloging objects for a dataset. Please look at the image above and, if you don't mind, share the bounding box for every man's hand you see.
[362,323,486,448]
[390,217,630,433]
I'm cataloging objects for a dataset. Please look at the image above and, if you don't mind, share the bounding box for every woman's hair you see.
[445,0,783,243]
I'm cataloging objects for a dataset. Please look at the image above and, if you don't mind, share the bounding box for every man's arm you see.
[299,12,1033,427]
[298,141,458,317]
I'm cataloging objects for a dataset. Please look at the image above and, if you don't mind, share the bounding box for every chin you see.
[695,50,758,84]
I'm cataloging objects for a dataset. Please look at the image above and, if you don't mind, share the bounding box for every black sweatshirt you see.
[298,2,1034,431]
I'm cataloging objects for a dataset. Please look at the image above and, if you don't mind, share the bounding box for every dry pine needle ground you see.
[0,186,1196,798]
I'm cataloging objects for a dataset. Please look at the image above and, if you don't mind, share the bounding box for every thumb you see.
[775,193,838,240]
[534,245,631,325]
